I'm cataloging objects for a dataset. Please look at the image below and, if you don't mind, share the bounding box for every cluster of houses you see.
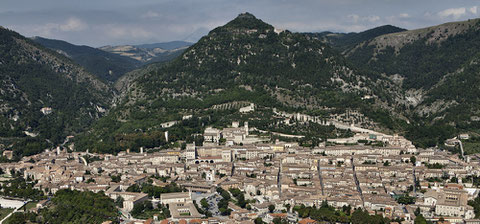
[2,121,480,224]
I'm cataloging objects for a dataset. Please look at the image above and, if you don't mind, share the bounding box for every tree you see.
[254,217,265,224]
[451,176,458,183]
[110,174,121,183]
[410,156,416,165]
[115,196,124,208]
[414,207,421,216]
[397,195,416,205]
[273,217,287,224]
[201,198,209,211]
[285,204,291,212]
[414,214,427,224]
[268,204,275,213]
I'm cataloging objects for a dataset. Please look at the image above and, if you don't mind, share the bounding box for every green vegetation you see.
[396,195,416,205]
[0,177,45,200]
[4,14,480,159]
[32,37,141,82]
[229,188,247,208]
[425,163,445,169]
[126,182,184,198]
[77,13,394,153]
[0,208,14,221]
[110,174,121,183]
[349,21,480,89]
[40,190,118,223]
[131,200,170,220]
[5,189,118,224]
[0,27,112,159]
[414,214,430,224]
[305,25,406,52]
[4,212,37,224]
[293,202,389,223]
[461,136,480,154]
[23,201,38,211]
[469,193,480,218]
[462,175,480,187]
[268,204,275,213]
[216,187,233,216]
[346,20,480,148]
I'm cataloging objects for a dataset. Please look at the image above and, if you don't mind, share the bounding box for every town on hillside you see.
[1,119,479,224]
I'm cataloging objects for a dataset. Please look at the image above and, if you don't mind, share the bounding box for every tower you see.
[165,131,169,142]
[244,121,249,136]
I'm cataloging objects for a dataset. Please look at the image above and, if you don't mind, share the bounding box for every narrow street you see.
[351,157,364,208]
[317,160,324,196]
[277,162,282,198]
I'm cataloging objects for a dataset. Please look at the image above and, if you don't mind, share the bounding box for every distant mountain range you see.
[99,41,191,64]
[135,41,192,50]
[304,25,407,52]
[32,37,141,82]
[32,38,192,82]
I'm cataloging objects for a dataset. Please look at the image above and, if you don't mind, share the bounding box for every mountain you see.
[32,37,141,82]
[305,25,407,52]
[76,12,390,153]
[345,18,480,147]
[135,41,192,50]
[0,27,113,159]
[100,42,190,64]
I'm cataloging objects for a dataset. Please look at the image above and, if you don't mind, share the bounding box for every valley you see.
[1,9,480,224]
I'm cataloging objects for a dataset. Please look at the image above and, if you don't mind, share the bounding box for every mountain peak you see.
[236,12,257,19]
[222,12,273,30]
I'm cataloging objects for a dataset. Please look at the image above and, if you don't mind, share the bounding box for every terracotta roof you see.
[298,218,317,224]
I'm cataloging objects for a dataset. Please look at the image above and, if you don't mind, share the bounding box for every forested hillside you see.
[0,27,113,159]
[305,25,406,52]
[345,18,480,147]
[32,37,141,82]
[3,13,480,157]
[76,13,394,153]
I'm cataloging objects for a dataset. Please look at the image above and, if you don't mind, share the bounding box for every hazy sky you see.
[1,0,479,47]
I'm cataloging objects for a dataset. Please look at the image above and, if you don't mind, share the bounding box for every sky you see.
[1,0,479,47]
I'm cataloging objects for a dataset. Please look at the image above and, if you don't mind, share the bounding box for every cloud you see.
[59,17,88,31]
[398,13,410,18]
[33,17,88,36]
[103,25,153,39]
[348,14,360,23]
[437,7,466,19]
[469,6,478,14]
[141,11,160,19]
[347,14,380,24]
[366,15,380,23]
